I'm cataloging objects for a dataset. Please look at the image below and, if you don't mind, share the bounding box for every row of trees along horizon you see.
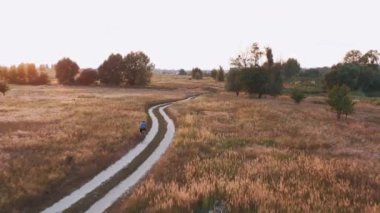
[0,45,379,119]
[0,51,154,87]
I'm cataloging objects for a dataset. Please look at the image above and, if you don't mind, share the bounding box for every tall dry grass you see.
[115,92,380,212]
[0,84,189,211]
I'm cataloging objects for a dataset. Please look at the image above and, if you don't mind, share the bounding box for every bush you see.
[178,69,187,75]
[240,67,269,98]
[225,69,243,96]
[211,69,218,79]
[0,81,9,95]
[327,85,355,120]
[217,67,225,82]
[76,69,98,85]
[55,58,80,84]
[192,68,203,80]
[291,89,306,104]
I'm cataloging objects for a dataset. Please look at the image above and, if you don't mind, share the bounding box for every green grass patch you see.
[219,138,247,149]
[259,139,277,147]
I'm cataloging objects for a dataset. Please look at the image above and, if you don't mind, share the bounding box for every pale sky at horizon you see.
[0,0,379,70]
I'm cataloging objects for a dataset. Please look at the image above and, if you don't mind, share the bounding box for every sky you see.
[0,0,379,70]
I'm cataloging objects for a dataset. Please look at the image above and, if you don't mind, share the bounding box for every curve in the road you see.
[42,103,165,213]
[85,104,175,213]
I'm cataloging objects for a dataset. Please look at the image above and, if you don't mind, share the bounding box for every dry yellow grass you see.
[115,92,380,212]
[0,75,223,211]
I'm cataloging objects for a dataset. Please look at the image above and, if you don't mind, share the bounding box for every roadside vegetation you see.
[115,92,380,212]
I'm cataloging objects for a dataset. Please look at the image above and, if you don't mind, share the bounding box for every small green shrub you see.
[291,89,306,104]
[327,85,355,120]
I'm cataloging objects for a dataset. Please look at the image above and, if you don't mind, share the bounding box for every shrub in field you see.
[192,67,203,80]
[123,51,154,86]
[217,67,224,82]
[178,69,187,75]
[76,69,98,85]
[0,81,10,95]
[210,69,218,79]
[225,69,243,96]
[55,58,80,84]
[240,67,269,98]
[291,89,306,104]
[327,85,355,120]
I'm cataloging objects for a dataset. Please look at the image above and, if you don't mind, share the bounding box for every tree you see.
[360,50,379,65]
[26,63,39,85]
[98,54,124,85]
[240,67,269,98]
[55,58,80,84]
[265,47,274,68]
[37,72,50,85]
[291,89,306,104]
[225,69,243,96]
[327,85,355,120]
[178,69,187,75]
[123,51,154,86]
[217,66,224,82]
[343,50,362,64]
[16,64,28,84]
[0,81,9,95]
[0,67,8,80]
[266,62,283,96]
[230,42,264,68]
[324,63,361,90]
[284,58,301,79]
[250,42,264,67]
[76,69,98,85]
[7,66,18,84]
[191,67,203,80]
[211,69,218,79]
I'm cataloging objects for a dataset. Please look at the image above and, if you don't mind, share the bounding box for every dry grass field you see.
[0,75,222,212]
[114,92,380,212]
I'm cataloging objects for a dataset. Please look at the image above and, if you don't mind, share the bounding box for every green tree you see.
[55,58,80,84]
[217,66,224,82]
[266,62,283,96]
[327,85,355,120]
[191,67,203,80]
[0,81,9,95]
[225,69,243,96]
[123,51,154,86]
[98,54,124,85]
[210,69,218,79]
[284,58,301,79]
[324,63,361,90]
[241,67,268,98]
[178,69,187,75]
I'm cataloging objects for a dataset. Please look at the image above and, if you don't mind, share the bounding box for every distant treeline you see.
[0,51,154,87]
[0,64,50,85]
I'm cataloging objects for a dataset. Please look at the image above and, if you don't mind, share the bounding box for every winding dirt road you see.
[42,98,191,213]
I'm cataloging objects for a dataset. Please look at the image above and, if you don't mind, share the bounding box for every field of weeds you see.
[116,92,380,212]
[0,75,223,211]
